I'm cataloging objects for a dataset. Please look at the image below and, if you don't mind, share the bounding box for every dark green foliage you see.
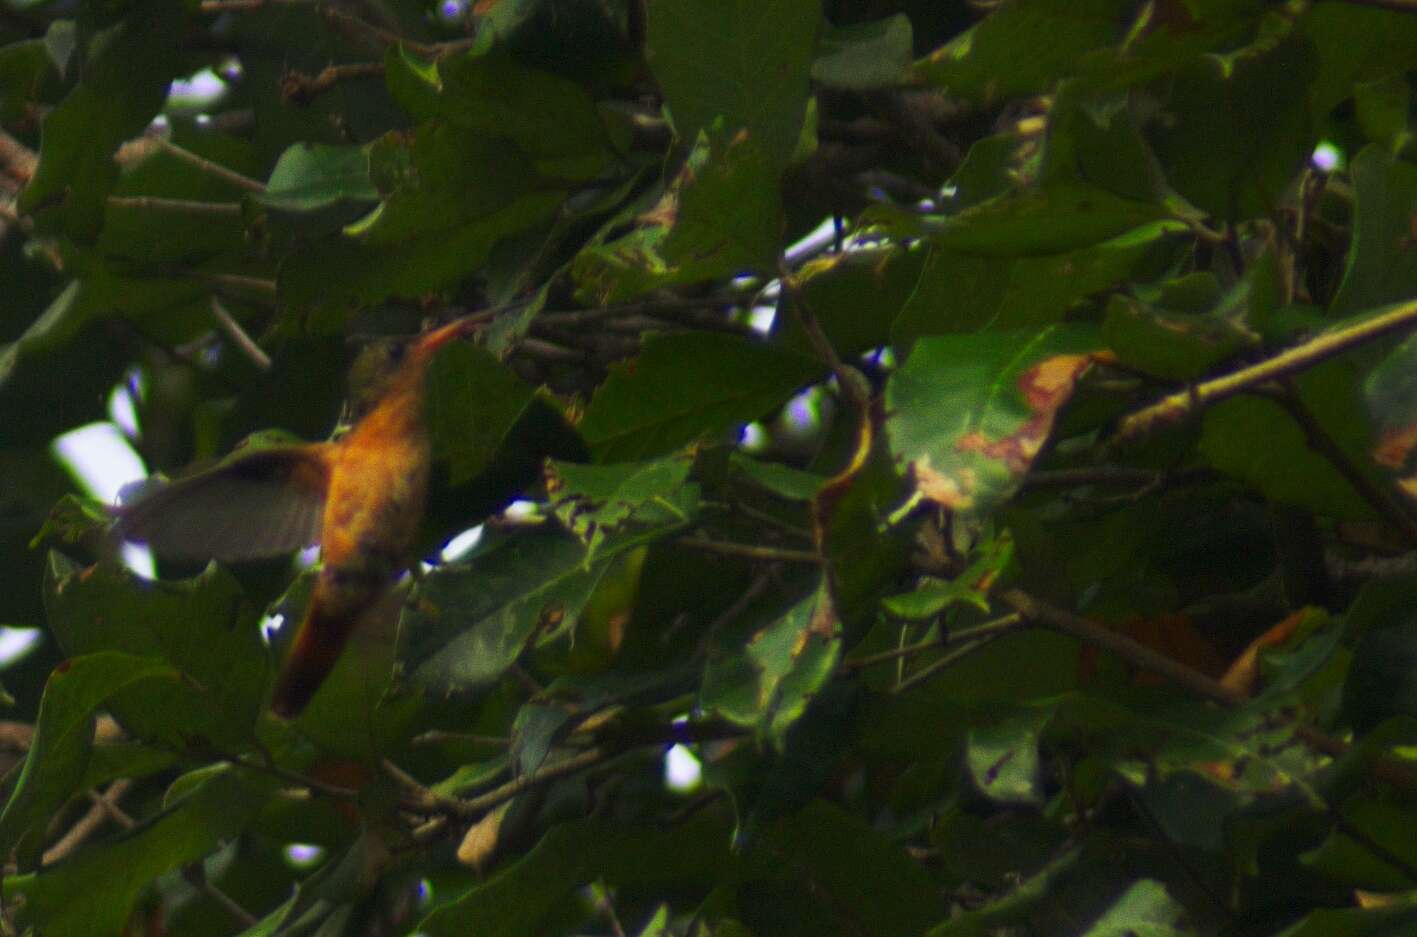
[8,1,1417,935]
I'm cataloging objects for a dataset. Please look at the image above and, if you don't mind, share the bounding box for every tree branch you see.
[1114,297,1417,443]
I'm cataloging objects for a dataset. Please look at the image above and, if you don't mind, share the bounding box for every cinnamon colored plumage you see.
[116,318,475,716]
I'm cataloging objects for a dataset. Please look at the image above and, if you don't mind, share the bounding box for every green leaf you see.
[1102,294,1248,380]
[256,143,378,213]
[279,190,565,328]
[43,553,268,749]
[548,453,696,557]
[6,767,272,937]
[811,16,913,90]
[929,183,1173,257]
[966,707,1051,805]
[892,221,1184,351]
[1302,4,1417,120]
[759,800,943,937]
[385,43,610,180]
[579,332,824,462]
[1146,20,1315,222]
[913,0,1133,101]
[573,128,784,303]
[926,848,1082,936]
[728,452,827,501]
[0,282,127,446]
[782,245,928,360]
[1366,330,1417,488]
[0,35,62,124]
[19,3,186,238]
[701,580,840,748]
[1078,879,1188,937]
[1344,621,1417,733]
[419,812,734,936]
[1198,362,1376,519]
[646,0,818,162]
[1272,894,1417,937]
[425,341,538,485]
[1302,800,1417,890]
[886,326,1098,517]
[0,651,178,869]
[1332,147,1417,317]
[405,519,688,694]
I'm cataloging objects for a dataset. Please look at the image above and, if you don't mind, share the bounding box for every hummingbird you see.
[115,317,478,717]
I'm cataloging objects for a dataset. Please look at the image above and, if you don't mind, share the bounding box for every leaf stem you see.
[1261,382,1417,549]
[210,296,272,371]
[156,138,266,193]
[679,535,821,565]
[106,195,243,217]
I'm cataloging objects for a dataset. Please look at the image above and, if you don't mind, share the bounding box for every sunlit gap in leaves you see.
[260,614,285,644]
[441,525,484,562]
[664,744,703,794]
[435,0,469,24]
[418,525,485,575]
[167,66,228,114]
[739,422,769,453]
[417,878,434,908]
[1312,140,1344,172]
[283,843,325,869]
[0,628,43,670]
[52,418,155,579]
[503,499,543,523]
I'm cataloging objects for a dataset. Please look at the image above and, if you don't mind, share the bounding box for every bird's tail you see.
[271,597,359,718]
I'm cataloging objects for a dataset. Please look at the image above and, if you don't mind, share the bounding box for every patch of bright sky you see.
[167,68,227,112]
[441,525,484,562]
[1312,140,1343,172]
[0,627,43,670]
[739,422,768,452]
[283,843,324,869]
[51,419,155,578]
[664,743,702,793]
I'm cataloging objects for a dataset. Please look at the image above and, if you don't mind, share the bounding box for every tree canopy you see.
[7,0,1417,934]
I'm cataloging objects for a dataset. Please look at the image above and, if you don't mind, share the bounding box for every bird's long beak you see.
[415,316,480,357]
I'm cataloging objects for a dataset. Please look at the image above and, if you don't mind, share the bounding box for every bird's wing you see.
[114,444,335,561]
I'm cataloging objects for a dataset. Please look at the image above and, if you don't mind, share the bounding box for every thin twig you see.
[540,295,748,329]
[156,138,266,193]
[1023,466,1217,490]
[452,747,608,819]
[281,62,386,105]
[198,0,313,10]
[843,613,1026,673]
[516,336,587,362]
[319,6,441,57]
[999,589,1243,706]
[210,296,272,370]
[106,195,243,218]
[1263,383,1417,549]
[777,259,871,413]
[1331,0,1417,11]
[183,864,260,927]
[679,536,821,565]
[1114,297,1417,443]
[891,633,1009,695]
[42,779,135,865]
[0,128,37,187]
[186,271,279,300]
[87,784,136,829]
[591,880,629,937]
[224,756,360,800]
[1329,809,1417,886]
